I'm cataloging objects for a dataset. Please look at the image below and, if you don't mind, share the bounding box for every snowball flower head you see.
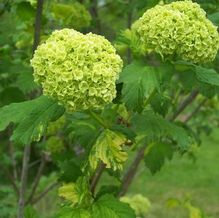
[132,0,219,63]
[31,29,123,112]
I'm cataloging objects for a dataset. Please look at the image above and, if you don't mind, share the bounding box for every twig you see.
[118,144,147,197]
[26,154,47,204]
[32,0,44,53]
[89,0,102,34]
[126,0,133,63]
[28,159,41,169]
[17,145,31,218]
[8,141,18,180]
[0,163,19,196]
[168,90,199,121]
[183,99,207,123]
[31,182,58,204]
[118,90,199,197]
[90,162,106,194]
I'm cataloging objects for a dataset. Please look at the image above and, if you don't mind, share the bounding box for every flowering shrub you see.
[1,1,219,218]
[133,0,219,63]
[31,29,123,112]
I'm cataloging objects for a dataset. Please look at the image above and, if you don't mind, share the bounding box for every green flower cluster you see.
[52,2,91,30]
[45,136,64,154]
[31,29,123,112]
[46,116,65,136]
[133,0,219,63]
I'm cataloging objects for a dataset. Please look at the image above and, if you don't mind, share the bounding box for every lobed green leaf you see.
[0,95,65,145]
[89,129,127,171]
[144,142,174,174]
[119,60,160,112]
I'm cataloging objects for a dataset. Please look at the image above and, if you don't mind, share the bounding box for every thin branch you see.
[0,163,19,196]
[26,154,47,204]
[118,144,147,197]
[8,141,18,180]
[127,1,133,29]
[118,90,199,197]
[89,0,102,34]
[17,145,31,218]
[6,128,18,180]
[32,0,44,53]
[126,0,133,63]
[28,159,41,169]
[17,1,44,215]
[90,162,106,195]
[31,182,58,205]
[183,99,207,123]
[168,90,199,121]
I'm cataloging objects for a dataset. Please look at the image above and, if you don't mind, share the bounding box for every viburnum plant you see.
[0,0,219,218]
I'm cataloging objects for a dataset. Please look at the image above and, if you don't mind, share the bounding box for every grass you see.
[127,130,219,218]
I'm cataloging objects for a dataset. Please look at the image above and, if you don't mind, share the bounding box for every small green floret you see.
[31,29,123,112]
[133,0,219,63]
[45,136,64,154]
[46,116,65,136]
